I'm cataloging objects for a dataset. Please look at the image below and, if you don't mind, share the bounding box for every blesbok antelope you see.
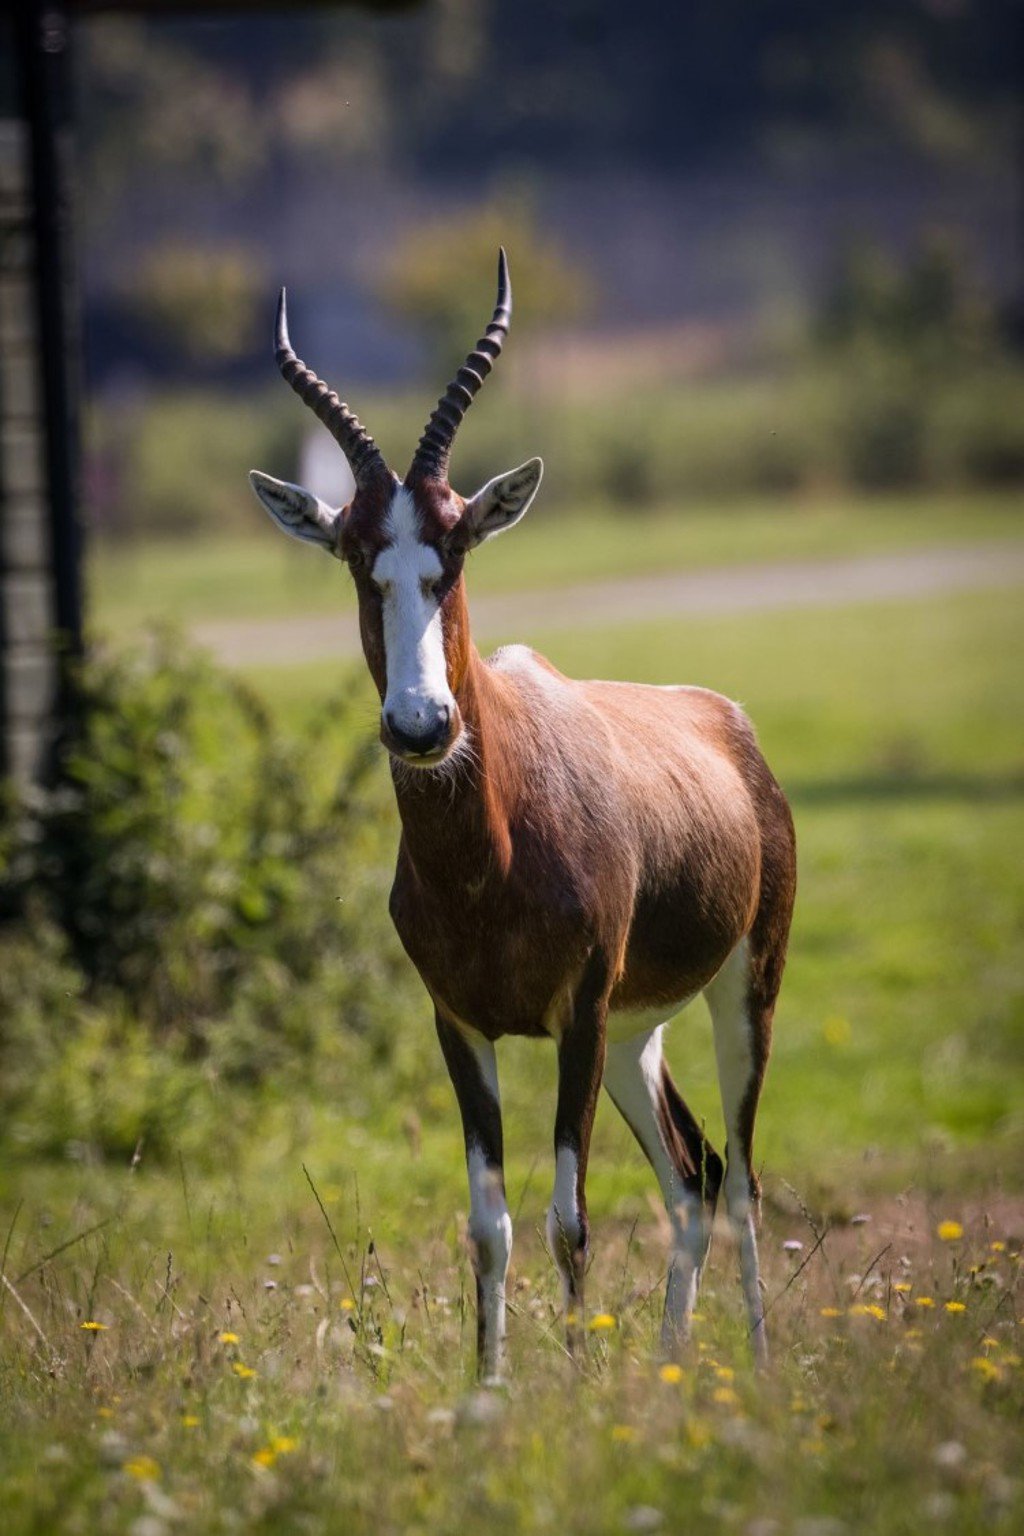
[250,251,797,1377]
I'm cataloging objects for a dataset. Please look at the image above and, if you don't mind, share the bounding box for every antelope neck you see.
[390,636,516,881]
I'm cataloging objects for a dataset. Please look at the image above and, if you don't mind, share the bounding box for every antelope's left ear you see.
[249,470,343,556]
[458,458,543,548]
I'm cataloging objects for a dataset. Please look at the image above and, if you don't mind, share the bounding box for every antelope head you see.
[250,250,542,767]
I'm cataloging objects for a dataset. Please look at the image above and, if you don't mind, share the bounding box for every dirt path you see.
[192,540,1024,668]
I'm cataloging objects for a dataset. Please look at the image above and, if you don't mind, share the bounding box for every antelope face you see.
[347,482,462,765]
[251,463,543,768]
[249,249,542,768]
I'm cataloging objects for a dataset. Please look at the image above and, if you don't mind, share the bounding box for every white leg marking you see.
[546,1144,582,1309]
[458,1028,511,1380]
[603,1027,712,1355]
[466,1147,512,1378]
[704,938,769,1367]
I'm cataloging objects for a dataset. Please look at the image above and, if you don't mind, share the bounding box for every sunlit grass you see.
[88,488,1022,632]
[5,525,1023,1533]
[1,1166,1021,1536]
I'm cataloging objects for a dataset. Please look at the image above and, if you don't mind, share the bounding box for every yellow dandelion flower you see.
[271,1435,298,1455]
[658,1363,684,1384]
[218,1331,240,1345]
[339,1298,356,1312]
[588,1313,616,1333]
[944,1301,966,1314]
[905,1327,923,1340]
[182,1414,200,1428]
[712,1387,739,1407]
[849,1303,886,1321]
[801,1438,825,1456]
[1003,1352,1021,1368]
[822,1015,851,1047]
[123,1456,160,1481]
[892,1282,912,1294]
[686,1418,711,1449]
[79,1321,108,1331]
[714,1366,735,1383]
[252,1448,276,1468]
[914,1297,936,1309]
[231,1362,257,1379]
[937,1221,964,1243]
[980,1335,1000,1352]
[611,1424,637,1443]
[819,1307,842,1318]
[565,1311,580,1326]
[790,1396,809,1412]
[970,1356,1001,1382]
[990,1240,1006,1253]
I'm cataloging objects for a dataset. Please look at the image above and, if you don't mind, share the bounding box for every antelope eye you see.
[346,547,365,573]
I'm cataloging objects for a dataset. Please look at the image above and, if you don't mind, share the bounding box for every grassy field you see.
[4,515,1023,1533]
[88,489,1021,632]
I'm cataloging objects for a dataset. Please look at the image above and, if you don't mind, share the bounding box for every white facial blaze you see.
[372,487,455,742]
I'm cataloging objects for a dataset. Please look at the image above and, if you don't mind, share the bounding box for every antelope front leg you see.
[547,953,609,1357]
[435,1011,512,1381]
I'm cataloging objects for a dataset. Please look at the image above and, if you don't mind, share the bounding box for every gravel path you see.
[192,540,1024,668]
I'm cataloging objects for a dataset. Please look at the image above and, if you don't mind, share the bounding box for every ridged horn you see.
[274,288,388,491]
[408,248,512,484]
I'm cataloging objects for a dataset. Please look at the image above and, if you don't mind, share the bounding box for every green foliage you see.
[121,245,266,363]
[375,193,593,375]
[88,351,1024,545]
[810,237,1018,491]
[0,633,419,1159]
[90,389,298,536]
[816,236,994,365]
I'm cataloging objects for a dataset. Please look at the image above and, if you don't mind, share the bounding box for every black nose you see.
[384,706,450,755]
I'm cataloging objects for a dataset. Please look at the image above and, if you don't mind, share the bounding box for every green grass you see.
[3,571,1023,1533]
[245,585,1024,1197]
[88,488,1022,632]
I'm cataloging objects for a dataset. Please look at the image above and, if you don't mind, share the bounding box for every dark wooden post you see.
[1,1,83,787]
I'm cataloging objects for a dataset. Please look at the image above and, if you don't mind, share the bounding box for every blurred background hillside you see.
[70,0,1022,539]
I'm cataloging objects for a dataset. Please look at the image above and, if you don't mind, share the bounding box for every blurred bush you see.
[89,389,298,536]
[121,245,267,364]
[375,193,593,376]
[88,361,1024,544]
[0,633,421,1162]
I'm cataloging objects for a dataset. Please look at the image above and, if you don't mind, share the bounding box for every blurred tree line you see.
[78,1,1018,196]
[72,1,1022,533]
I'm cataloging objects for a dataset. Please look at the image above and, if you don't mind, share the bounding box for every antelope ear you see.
[458,458,543,548]
[249,470,342,555]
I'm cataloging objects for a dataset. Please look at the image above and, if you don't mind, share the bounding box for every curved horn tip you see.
[497,247,510,306]
[275,286,289,352]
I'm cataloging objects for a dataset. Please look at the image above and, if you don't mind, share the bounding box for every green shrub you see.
[89,357,1023,549]
[0,632,421,1149]
[91,389,298,536]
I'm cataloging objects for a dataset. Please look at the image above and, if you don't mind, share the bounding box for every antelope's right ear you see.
[249,470,342,556]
